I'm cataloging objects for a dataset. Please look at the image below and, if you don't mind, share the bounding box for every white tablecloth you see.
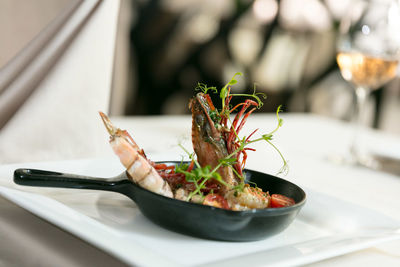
[1,113,400,266]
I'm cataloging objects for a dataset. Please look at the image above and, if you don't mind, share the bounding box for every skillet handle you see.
[13,168,126,192]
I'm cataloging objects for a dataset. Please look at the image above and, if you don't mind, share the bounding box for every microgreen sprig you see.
[229,85,267,109]
[176,144,229,201]
[220,72,242,111]
[244,106,289,175]
[195,83,217,94]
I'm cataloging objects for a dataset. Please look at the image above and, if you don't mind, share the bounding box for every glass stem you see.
[351,86,369,160]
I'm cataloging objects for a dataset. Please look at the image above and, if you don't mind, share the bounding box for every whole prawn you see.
[99,112,173,198]
[189,93,239,192]
[189,92,270,210]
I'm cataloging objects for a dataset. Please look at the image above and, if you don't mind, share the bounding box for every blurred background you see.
[1,0,400,135]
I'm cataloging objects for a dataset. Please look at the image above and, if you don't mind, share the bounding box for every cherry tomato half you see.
[203,194,230,210]
[270,194,295,208]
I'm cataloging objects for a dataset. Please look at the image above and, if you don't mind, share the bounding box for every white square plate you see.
[0,158,399,267]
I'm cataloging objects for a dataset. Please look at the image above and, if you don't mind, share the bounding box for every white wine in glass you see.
[336,0,400,167]
[337,52,398,90]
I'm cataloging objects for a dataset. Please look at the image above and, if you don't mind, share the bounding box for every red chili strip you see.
[187,160,195,172]
[204,94,216,111]
[246,128,259,142]
[154,164,168,170]
[235,107,257,136]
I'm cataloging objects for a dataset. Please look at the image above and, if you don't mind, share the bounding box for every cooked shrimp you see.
[99,112,173,198]
[225,185,270,210]
[189,93,239,192]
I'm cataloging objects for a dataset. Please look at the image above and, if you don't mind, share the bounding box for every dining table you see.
[0,113,399,266]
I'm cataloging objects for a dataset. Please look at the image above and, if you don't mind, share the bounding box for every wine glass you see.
[336,0,400,168]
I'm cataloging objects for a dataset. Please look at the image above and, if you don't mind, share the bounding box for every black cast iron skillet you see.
[13,161,306,242]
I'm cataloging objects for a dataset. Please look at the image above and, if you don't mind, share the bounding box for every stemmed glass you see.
[336,0,400,168]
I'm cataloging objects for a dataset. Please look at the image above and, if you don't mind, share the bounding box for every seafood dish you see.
[100,73,295,211]
[14,73,305,240]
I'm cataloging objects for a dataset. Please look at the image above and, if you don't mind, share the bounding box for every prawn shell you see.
[110,138,138,168]
[190,93,238,189]
[100,112,173,198]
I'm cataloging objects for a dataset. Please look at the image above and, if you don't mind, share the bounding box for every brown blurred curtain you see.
[0,0,101,130]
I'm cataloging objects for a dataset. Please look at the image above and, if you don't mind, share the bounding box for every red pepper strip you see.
[235,107,257,136]
[165,165,175,170]
[229,105,247,140]
[187,160,195,172]
[229,102,247,113]
[227,100,258,149]
[204,94,216,111]
[246,128,259,142]
[240,150,248,171]
[154,164,168,170]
